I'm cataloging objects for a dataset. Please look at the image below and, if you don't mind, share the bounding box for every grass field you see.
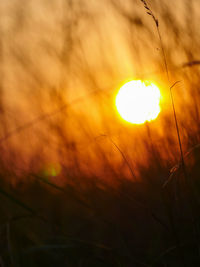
[0,0,200,266]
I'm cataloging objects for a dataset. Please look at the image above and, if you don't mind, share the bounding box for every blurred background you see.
[0,0,200,183]
[0,0,200,266]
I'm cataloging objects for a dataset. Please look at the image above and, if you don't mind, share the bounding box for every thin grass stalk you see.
[141,0,185,169]
[140,0,200,259]
[153,3,200,250]
[96,134,137,180]
[96,134,169,229]
[139,1,191,263]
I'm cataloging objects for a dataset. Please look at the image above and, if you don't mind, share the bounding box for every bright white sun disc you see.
[116,80,161,124]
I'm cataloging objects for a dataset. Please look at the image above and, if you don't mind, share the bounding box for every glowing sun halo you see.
[116,80,161,124]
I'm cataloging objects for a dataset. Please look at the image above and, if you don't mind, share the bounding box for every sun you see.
[116,80,161,124]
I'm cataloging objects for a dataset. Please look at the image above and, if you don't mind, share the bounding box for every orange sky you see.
[0,0,200,186]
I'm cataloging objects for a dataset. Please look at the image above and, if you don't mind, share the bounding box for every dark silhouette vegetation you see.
[0,0,200,266]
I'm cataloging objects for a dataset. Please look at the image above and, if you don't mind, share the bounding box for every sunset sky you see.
[0,0,199,184]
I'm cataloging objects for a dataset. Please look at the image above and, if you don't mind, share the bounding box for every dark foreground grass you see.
[0,147,200,267]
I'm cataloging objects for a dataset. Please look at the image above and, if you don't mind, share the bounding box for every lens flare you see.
[42,163,61,178]
[116,80,161,124]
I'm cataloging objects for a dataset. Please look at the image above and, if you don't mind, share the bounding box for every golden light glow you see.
[116,80,161,124]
